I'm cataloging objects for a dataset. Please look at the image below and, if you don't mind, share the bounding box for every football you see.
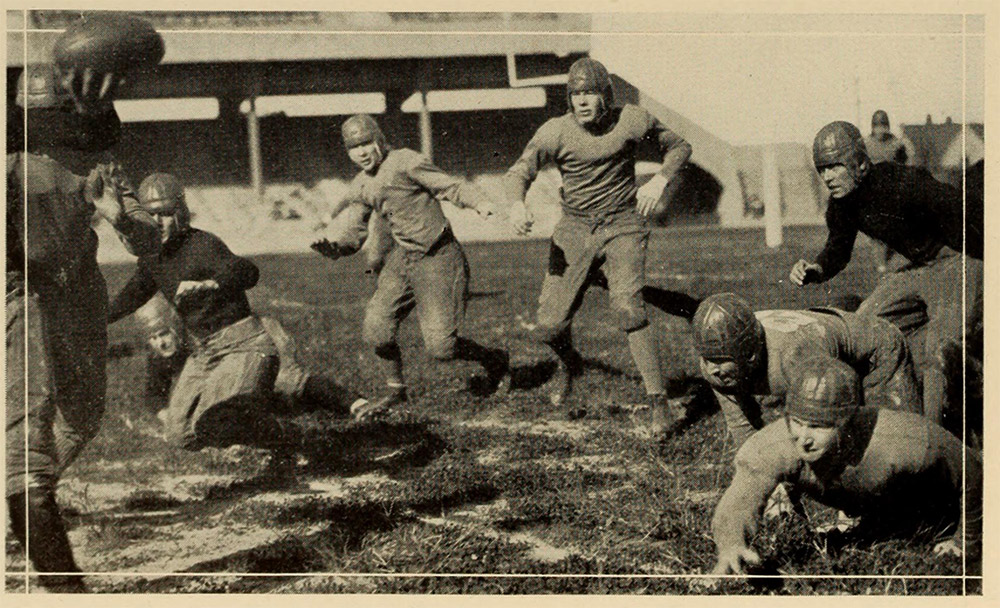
[53,13,164,75]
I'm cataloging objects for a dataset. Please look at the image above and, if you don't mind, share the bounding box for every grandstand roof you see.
[7,11,591,66]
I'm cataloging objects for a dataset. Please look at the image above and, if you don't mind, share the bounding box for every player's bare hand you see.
[715,546,760,577]
[311,238,342,260]
[933,539,963,558]
[508,201,534,236]
[687,548,759,593]
[174,280,219,304]
[789,259,823,286]
[85,163,126,224]
[687,574,722,592]
[637,174,668,217]
[59,67,122,114]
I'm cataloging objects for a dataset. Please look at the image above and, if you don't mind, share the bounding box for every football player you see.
[705,358,980,583]
[311,114,510,417]
[108,173,371,459]
[692,293,921,448]
[503,57,693,430]
[789,121,983,427]
[7,63,160,591]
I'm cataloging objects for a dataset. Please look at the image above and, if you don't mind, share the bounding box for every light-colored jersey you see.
[343,148,493,253]
[755,308,917,409]
[712,408,980,556]
[708,307,921,448]
[504,104,690,219]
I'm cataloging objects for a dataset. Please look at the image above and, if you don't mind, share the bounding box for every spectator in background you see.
[864,110,917,166]
[863,110,918,274]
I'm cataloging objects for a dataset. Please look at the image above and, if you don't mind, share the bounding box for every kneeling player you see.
[705,358,980,582]
[692,293,921,448]
[108,173,371,463]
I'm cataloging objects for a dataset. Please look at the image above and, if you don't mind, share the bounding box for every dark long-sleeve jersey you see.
[712,408,981,558]
[108,228,259,339]
[503,104,691,219]
[813,162,982,281]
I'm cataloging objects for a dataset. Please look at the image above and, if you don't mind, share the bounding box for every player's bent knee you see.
[362,321,396,352]
[426,336,457,361]
[532,322,569,345]
[615,304,648,333]
[191,396,264,450]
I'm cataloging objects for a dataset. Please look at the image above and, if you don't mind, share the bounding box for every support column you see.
[762,144,783,248]
[246,96,264,200]
[418,90,433,162]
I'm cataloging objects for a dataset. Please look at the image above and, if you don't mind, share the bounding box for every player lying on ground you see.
[691,293,921,449]
[6,60,161,591]
[132,292,360,427]
[789,121,983,427]
[503,57,695,432]
[311,114,510,417]
[704,357,981,584]
[133,293,188,402]
[107,173,372,463]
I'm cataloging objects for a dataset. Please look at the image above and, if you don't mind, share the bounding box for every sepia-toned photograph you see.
[3,4,989,597]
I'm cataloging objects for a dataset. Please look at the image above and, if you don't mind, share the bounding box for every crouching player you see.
[108,173,372,462]
[692,293,921,448]
[311,114,510,417]
[704,358,981,583]
[789,121,983,427]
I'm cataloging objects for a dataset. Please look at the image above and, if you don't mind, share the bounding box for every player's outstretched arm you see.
[405,152,501,220]
[85,163,160,256]
[108,267,158,325]
[313,200,372,261]
[702,439,785,587]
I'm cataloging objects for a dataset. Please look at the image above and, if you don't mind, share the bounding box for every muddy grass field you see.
[5,225,978,595]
